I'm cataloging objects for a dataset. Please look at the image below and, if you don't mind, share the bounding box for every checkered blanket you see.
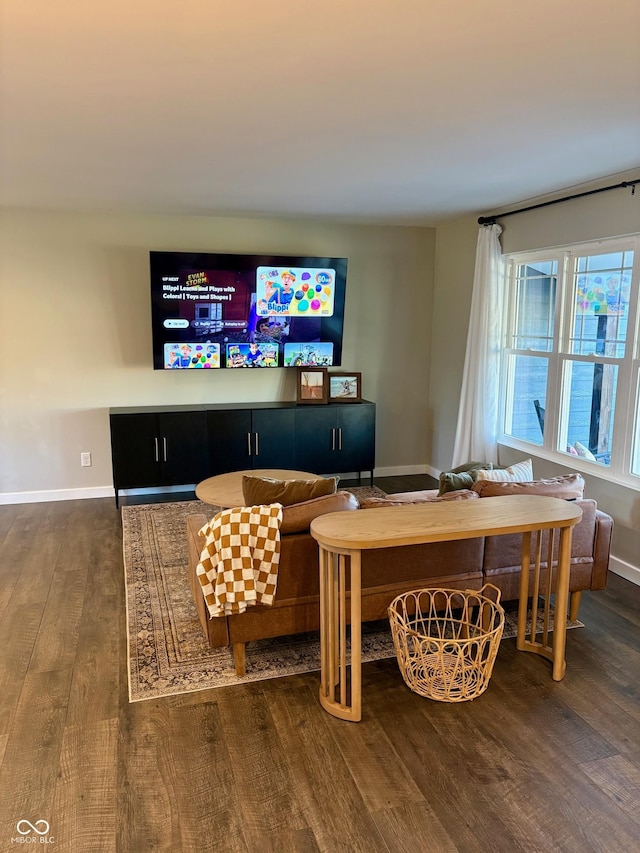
[195,504,283,617]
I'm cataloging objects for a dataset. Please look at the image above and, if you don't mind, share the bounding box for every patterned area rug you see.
[122,490,582,702]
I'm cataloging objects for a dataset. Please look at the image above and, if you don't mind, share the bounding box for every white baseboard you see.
[0,486,115,505]
[609,555,640,587]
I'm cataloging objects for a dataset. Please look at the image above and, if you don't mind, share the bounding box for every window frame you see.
[499,233,640,491]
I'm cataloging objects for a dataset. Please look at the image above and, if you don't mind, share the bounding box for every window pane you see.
[504,354,548,444]
[512,262,557,351]
[571,252,633,357]
[562,361,617,466]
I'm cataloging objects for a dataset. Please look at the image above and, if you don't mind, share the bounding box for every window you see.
[501,235,640,486]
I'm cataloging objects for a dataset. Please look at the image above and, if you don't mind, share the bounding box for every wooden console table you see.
[310,495,583,722]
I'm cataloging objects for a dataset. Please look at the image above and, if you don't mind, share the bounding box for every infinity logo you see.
[16,820,50,835]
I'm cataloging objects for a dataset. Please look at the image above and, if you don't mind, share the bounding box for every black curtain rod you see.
[478,177,640,225]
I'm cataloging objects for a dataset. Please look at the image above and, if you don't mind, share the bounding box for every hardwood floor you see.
[0,477,639,852]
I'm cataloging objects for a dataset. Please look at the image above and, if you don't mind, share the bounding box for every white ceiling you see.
[1,0,639,225]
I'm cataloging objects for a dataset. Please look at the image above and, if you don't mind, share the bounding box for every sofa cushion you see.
[472,473,585,500]
[280,490,358,534]
[359,489,479,508]
[242,474,339,507]
[438,461,493,495]
[475,458,533,482]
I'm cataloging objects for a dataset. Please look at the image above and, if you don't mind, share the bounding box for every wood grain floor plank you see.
[488,646,621,765]
[414,681,612,852]
[65,502,123,725]
[89,511,124,599]
[51,718,118,851]
[29,568,88,673]
[362,653,628,852]
[579,753,640,828]
[0,602,45,735]
[116,701,182,852]
[215,686,313,841]
[0,668,72,844]
[366,687,546,853]
[67,596,121,726]
[0,504,47,618]
[463,671,640,850]
[264,683,390,852]
[371,802,459,853]
[323,707,427,811]
[584,572,640,626]
[0,505,20,549]
[165,701,251,853]
[8,505,68,607]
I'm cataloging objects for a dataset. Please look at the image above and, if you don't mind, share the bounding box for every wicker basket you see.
[388,584,505,703]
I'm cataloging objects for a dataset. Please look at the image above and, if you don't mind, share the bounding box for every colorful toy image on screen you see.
[255,266,335,317]
[150,252,347,370]
[225,342,279,367]
[283,342,334,366]
[164,342,220,368]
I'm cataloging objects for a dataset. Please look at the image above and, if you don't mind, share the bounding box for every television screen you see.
[150,251,348,370]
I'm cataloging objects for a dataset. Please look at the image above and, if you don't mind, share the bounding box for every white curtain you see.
[451,223,505,467]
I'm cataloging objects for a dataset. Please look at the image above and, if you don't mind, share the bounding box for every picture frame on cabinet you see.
[328,372,362,403]
[297,367,328,404]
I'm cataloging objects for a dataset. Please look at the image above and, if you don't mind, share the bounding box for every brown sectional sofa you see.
[186,477,612,675]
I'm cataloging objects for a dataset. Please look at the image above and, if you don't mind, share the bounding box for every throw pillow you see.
[242,475,339,507]
[574,441,597,461]
[280,490,359,534]
[472,473,585,500]
[475,459,533,483]
[438,461,493,496]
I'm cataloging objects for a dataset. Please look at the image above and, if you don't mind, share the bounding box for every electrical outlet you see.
[80,452,92,467]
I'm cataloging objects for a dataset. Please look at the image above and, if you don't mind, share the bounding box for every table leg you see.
[319,546,329,700]
[318,547,362,722]
[517,531,532,651]
[517,526,572,681]
[552,527,572,681]
[350,551,362,721]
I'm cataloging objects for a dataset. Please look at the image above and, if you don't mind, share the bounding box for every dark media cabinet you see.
[109,400,376,506]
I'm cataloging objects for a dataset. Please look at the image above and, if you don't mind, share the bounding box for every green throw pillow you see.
[438,461,493,496]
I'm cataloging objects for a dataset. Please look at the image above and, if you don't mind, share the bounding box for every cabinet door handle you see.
[162,437,167,462]
[331,428,336,450]
[154,437,159,463]
[338,428,342,450]
[254,432,259,456]
[247,432,252,456]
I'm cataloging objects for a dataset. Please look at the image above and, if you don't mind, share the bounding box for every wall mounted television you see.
[150,251,348,370]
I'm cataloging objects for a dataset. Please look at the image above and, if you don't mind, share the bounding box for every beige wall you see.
[428,216,479,470]
[0,210,434,500]
[429,168,640,574]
